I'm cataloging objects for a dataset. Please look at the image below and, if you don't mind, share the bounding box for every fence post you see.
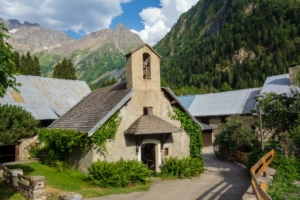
[10,169,23,189]
[29,176,46,200]
[262,156,267,177]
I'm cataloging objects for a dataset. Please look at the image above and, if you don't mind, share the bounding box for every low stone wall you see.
[0,165,46,200]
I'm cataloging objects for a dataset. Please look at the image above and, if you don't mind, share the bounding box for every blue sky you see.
[110,0,161,31]
[0,0,199,45]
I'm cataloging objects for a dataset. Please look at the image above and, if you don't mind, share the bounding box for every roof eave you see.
[124,43,162,59]
[87,89,135,137]
[161,87,204,130]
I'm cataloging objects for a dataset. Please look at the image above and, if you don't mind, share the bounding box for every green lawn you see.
[2,162,150,200]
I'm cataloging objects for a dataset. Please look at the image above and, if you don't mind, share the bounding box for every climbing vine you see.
[169,106,203,160]
[39,111,122,165]
[90,111,122,152]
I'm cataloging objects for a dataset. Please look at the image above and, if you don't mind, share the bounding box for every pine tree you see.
[53,58,77,80]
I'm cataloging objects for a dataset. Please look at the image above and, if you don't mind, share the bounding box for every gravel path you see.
[85,147,250,200]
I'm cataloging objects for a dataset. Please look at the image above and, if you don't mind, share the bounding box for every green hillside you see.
[154,0,300,94]
[73,43,125,85]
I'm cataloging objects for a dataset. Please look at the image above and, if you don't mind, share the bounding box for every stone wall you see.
[19,135,38,160]
[0,166,46,200]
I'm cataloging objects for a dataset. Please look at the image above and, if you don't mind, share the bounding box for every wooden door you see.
[202,133,212,147]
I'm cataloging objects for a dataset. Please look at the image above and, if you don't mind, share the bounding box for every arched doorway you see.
[141,143,155,171]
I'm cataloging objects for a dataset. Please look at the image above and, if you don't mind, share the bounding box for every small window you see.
[143,107,153,115]
[164,148,169,156]
[143,53,151,79]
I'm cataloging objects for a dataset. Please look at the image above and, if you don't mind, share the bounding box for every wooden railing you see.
[250,149,275,200]
[234,149,248,166]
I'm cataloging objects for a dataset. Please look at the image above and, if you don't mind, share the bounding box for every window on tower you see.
[143,53,151,79]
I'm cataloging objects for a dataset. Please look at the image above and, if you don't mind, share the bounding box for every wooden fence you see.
[234,149,248,166]
[250,149,275,200]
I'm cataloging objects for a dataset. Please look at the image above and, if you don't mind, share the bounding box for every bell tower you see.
[125,44,161,91]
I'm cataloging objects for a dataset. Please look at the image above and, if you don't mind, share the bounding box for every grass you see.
[2,162,150,200]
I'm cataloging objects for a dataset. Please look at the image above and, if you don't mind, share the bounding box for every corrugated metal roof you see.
[184,88,261,117]
[0,75,91,120]
[260,74,291,95]
[176,95,196,110]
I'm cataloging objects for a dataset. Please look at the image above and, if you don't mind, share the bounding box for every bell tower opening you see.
[143,53,151,79]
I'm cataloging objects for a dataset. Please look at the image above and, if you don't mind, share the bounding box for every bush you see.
[160,157,204,179]
[87,159,152,188]
[270,151,300,182]
[268,151,300,199]
[214,115,256,152]
[0,104,39,145]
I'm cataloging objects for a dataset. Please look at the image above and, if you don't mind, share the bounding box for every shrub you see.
[0,104,39,145]
[268,151,300,199]
[160,157,204,179]
[214,115,256,152]
[87,159,152,188]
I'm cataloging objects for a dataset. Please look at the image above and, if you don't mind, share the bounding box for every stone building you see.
[49,44,211,173]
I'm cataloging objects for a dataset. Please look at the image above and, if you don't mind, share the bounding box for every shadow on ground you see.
[195,147,250,200]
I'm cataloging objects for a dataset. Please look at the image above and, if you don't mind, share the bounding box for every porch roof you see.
[124,115,182,135]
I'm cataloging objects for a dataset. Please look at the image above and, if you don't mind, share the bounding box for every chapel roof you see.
[48,82,134,136]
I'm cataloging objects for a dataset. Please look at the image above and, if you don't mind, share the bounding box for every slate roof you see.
[48,82,134,135]
[176,95,196,110]
[181,88,261,117]
[0,75,91,120]
[124,115,182,135]
[161,88,214,131]
[260,74,291,95]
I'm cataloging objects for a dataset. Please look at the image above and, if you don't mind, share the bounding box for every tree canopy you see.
[0,104,39,145]
[253,90,300,148]
[154,0,300,95]
[12,51,41,76]
[0,22,20,97]
[53,58,77,80]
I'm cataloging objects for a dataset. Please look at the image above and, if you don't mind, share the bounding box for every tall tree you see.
[53,58,76,80]
[0,22,20,97]
[19,51,41,76]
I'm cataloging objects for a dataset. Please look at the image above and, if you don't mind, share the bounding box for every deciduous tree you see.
[0,22,19,97]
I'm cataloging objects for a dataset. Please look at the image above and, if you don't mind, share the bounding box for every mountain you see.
[2,19,143,86]
[154,0,300,94]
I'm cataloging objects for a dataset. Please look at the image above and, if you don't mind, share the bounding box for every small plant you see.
[160,156,204,179]
[278,132,298,158]
[87,159,152,188]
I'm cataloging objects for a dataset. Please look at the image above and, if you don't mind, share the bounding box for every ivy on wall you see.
[90,111,122,152]
[39,111,122,165]
[169,106,203,160]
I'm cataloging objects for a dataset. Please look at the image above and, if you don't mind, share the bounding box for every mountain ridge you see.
[1,18,143,86]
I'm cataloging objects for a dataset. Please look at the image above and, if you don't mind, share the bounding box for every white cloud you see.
[132,0,199,46]
[0,0,129,34]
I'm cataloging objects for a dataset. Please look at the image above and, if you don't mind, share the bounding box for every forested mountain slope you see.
[154,0,300,94]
